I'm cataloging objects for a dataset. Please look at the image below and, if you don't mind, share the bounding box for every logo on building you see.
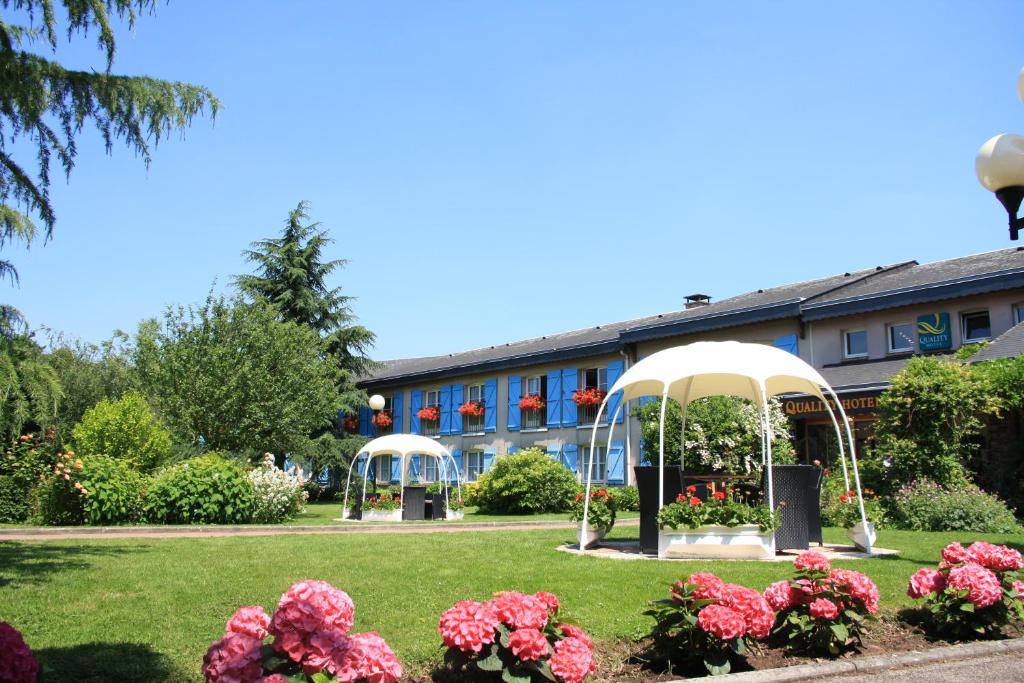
[917,313,951,351]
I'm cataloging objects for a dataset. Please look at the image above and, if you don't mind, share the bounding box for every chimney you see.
[684,293,711,309]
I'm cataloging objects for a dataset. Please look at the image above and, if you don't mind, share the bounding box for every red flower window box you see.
[372,410,393,428]
[416,405,441,422]
[458,401,485,417]
[572,387,606,407]
[342,415,359,432]
[519,394,546,412]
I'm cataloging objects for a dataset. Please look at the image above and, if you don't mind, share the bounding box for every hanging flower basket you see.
[416,405,440,422]
[572,387,606,407]
[458,401,485,417]
[372,411,393,428]
[519,393,546,412]
[342,415,359,432]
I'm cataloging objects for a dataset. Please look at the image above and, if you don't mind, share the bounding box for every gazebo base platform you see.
[556,540,898,562]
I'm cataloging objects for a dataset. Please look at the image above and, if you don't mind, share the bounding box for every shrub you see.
[145,455,255,524]
[40,453,148,526]
[0,432,60,523]
[438,591,596,683]
[472,449,578,514]
[657,486,776,531]
[764,551,878,656]
[248,453,307,523]
[889,479,1018,533]
[645,572,774,675]
[203,579,402,682]
[906,541,1024,639]
[72,391,172,471]
[614,484,640,512]
[570,488,617,530]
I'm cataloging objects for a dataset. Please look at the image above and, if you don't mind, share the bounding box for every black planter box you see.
[634,465,685,555]
[402,486,427,521]
[766,465,821,551]
[429,492,449,520]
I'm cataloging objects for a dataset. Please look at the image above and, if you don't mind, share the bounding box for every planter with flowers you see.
[656,487,777,560]
[372,410,393,430]
[446,495,465,521]
[570,489,618,548]
[361,493,402,523]
[519,394,546,413]
[458,401,485,418]
[820,469,884,551]
[571,388,606,407]
[438,590,597,683]
[417,405,441,433]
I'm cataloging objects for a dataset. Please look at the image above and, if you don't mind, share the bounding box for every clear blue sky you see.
[8,1,1024,360]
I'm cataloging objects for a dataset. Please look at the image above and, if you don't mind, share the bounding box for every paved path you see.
[0,518,639,541]
[818,650,1024,682]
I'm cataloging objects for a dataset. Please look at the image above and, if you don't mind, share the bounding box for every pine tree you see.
[1,1,219,281]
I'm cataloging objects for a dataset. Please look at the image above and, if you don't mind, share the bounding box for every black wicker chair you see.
[401,486,426,521]
[765,465,820,552]
[634,466,685,555]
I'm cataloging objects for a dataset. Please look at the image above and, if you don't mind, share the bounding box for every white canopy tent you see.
[341,434,462,518]
[579,341,872,554]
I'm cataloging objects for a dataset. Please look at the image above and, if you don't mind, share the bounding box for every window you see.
[374,394,395,435]
[372,455,391,483]
[522,375,547,429]
[422,457,437,483]
[421,389,440,437]
[463,383,486,433]
[843,330,868,359]
[579,446,607,483]
[961,310,992,343]
[1014,303,1024,325]
[466,451,484,482]
[887,322,914,354]
[577,367,608,424]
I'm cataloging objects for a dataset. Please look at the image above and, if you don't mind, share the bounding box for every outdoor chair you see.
[765,464,820,552]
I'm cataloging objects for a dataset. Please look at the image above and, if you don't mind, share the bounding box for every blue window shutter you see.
[639,396,655,406]
[507,376,521,431]
[410,455,420,479]
[410,390,422,435]
[606,360,624,424]
[390,456,402,483]
[562,443,578,474]
[358,406,372,436]
[483,448,496,473]
[509,446,520,455]
[451,449,463,483]
[561,368,578,427]
[546,444,560,460]
[607,441,625,484]
[773,334,799,355]
[392,392,404,433]
[484,379,497,432]
[356,454,367,476]
[546,370,561,426]
[452,384,464,434]
[440,385,452,435]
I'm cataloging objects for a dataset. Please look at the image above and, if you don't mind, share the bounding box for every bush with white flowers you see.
[249,453,308,523]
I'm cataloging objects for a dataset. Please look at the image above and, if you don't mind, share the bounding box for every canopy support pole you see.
[822,400,852,492]
[341,452,366,519]
[825,386,873,554]
[657,387,669,515]
[758,382,776,555]
[579,396,613,547]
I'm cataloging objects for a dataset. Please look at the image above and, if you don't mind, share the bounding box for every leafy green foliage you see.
[44,331,132,439]
[570,488,618,530]
[0,0,218,281]
[40,454,147,525]
[0,430,59,521]
[612,484,639,512]
[132,295,341,458]
[473,448,578,514]
[770,564,874,656]
[71,391,171,471]
[889,479,1018,533]
[363,492,400,511]
[633,396,794,473]
[819,469,885,528]
[657,488,777,531]
[143,454,255,524]
[0,332,62,442]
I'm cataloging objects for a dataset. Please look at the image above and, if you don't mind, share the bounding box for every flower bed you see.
[362,493,402,522]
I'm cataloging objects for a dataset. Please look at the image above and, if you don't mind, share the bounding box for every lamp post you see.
[975,68,1024,240]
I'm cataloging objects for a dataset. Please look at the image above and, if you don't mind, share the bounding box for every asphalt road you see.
[819,650,1024,681]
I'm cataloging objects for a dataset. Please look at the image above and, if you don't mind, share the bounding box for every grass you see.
[2,526,1022,682]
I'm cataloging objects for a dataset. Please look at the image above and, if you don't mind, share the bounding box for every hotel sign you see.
[917,312,952,352]
[783,391,880,419]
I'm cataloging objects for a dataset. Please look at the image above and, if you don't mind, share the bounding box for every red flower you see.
[416,405,441,422]
[342,415,359,432]
[597,489,608,498]
[675,493,687,504]
[518,394,546,412]
[697,604,746,641]
[458,401,485,417]
[372,411,393,428]
[574,492,584,502]
[686,485,697,494]
[508,628,548,662]
[712,491,727,501]
[839,494,850,503]
[808,598,839,620]
[571,387,606,407]
[689,496,701,507]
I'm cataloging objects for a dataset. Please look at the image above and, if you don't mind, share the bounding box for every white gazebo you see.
[341,434,462,520]
[578,341,873,555]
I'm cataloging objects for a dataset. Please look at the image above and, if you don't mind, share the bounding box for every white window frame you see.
[886,322,914,354]
[374,455,391,483]
[466,451,484,482]
[1014,303,1024,325]
[463,383,486,433]
[961,310,992,343]
[843,329,868,359]
[422,457,437,483]
[421,389,441,437]
[580,445,607,483]
[579,367,608,392]
[522,375,547,429]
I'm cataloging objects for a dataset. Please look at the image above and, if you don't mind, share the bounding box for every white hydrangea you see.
[249,457,308,523]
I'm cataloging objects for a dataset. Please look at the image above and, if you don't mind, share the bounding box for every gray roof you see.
[819,358,912,393]
[971,321,1024,363]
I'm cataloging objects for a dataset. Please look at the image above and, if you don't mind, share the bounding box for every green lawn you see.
[2,526,1022,682]
[289,501,640,525]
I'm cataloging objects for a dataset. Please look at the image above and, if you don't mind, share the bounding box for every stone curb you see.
[670,637,1024,681]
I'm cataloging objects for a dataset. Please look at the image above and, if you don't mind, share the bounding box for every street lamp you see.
[368,394,386,411]
[975,68,1024,240]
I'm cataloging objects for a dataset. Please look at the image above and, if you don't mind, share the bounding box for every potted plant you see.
[518,393,546,413]
[656,486,777,559]
[446,495,465,521]
[372,410,393,429]
[570,488,618,548]
[572,387,606,407]
[821,472,883,552]
[457,401,484,417]
[417,405,441,422]
[361,492,402,522]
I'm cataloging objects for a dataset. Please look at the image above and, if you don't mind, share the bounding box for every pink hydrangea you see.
[303,630,351,676]
[1012,580,1024,600]
[0,622,40,683]
[808,598,839,620]
[202,632,264,683]
[685,572,726,601]
[942,542,970,566]
[269,580,355,663]
[533,591,561,615]
[721,584,775,640]
[333,632,403,683]
[947,563,1002,609]
[697,604,746,641]
[549,636,596,683]
[763,580,796,612]
[558,624,594,649]
[256,676,290,683]
[967,542,1024,572]
[508,628,550,662]
[907,568,946,599]
[794,551,831,573]
[488,592,549,630]
[438,600,499,653]
[830,569,880,614]
[226,606,271,640]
